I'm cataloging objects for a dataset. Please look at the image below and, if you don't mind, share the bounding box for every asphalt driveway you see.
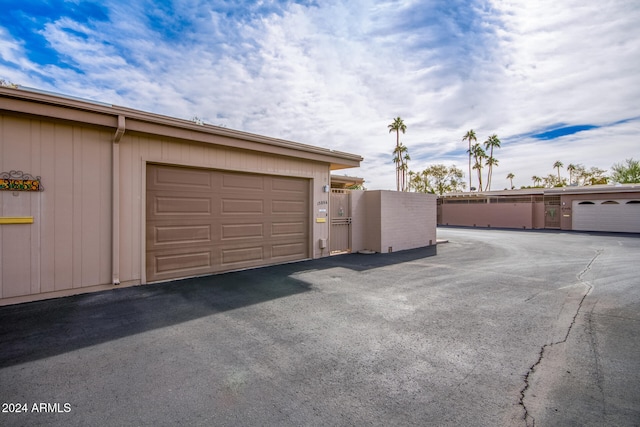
[1,228,639,426]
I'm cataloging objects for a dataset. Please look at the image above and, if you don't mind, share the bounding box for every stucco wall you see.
[440,202,534,229]
[352,190,436,253]
[533,202,545,229]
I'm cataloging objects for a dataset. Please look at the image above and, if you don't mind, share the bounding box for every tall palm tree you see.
[567,164,577,185]
[531,175,542,187]
[392,143,410,191]
[402,150,411,191]
[462,129,477,191]
[553,161,564,181]
[484,157,499,190]
[470,143,486,191]
[388,117,407,191]
[506,172,515,189]
[483,134,501,191]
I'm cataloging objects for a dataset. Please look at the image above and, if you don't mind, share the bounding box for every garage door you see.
[572,199,640,233]
[146,164,310,282]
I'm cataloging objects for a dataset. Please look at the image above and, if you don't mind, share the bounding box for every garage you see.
[0,87,364,305]
[572,199,640,233]
[146,164,310,282]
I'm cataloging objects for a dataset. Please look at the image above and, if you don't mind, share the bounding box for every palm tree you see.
[567,164,577,185]
[407,170,416,192]
[392,147,401,189]
[484,157,499,190]
[388,117,407,191]
[531,175,542,187]
[553,161,564,181]
[470,143,486,191]
[483,134,501,190]
[462,129,477,191]
[392,143,410,191]
[506,172,515,189]
[402,150,411,191]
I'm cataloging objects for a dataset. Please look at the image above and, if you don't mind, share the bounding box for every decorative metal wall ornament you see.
[0,170,44,191]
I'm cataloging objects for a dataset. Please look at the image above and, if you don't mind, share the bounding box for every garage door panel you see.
[154,196,212,215]
[221,223,264,240]
[154,251,212,274]
[272,242,306,259]
[221,198,264,214]
[153,225,212,245]
[221,173,264,191]
[272,221,306,237]
[221,246,264,265]
[146,164,309,282]
[149,165,212,189]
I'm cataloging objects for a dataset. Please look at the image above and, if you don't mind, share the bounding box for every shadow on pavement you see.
[0,245,437,368]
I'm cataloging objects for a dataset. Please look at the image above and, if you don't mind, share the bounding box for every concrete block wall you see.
[379,191,437,252]
[351,190,436,253]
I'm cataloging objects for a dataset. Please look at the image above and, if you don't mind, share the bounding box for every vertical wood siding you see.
[0,114,330,301]
[0,116,112,298]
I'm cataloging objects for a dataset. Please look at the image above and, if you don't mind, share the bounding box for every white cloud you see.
[0,0,638,191]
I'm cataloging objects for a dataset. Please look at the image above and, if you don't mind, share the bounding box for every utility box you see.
[319,238,327,249]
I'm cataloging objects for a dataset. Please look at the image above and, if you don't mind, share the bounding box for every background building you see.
[438,186,640,233]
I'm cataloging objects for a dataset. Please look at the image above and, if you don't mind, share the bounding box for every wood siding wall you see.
[0,116,112,299]
[0,115,331,303]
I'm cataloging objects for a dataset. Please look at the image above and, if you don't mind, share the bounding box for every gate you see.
[330,189,351,254]
[544,195,561,229]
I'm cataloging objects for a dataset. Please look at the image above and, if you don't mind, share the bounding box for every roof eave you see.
[0,87,363,169]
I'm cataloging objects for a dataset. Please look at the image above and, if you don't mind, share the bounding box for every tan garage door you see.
[146,164,310,282]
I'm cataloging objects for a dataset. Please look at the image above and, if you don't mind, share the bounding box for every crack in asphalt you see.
[518,249,603,427]
[586,304,606,419]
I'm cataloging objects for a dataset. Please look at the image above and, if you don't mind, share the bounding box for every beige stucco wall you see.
[532,202,545,229]
[352,190,436,253]
[440,202,534,229]
[0,114,336,304]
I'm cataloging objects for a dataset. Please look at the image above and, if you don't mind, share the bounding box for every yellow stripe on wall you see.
[0,217,34,224]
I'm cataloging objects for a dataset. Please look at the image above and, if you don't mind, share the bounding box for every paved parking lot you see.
[1,228,639,426]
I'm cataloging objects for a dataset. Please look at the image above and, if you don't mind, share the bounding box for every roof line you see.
[0,87,363,165]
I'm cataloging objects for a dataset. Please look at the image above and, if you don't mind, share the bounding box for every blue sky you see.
[1,0,638,190]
